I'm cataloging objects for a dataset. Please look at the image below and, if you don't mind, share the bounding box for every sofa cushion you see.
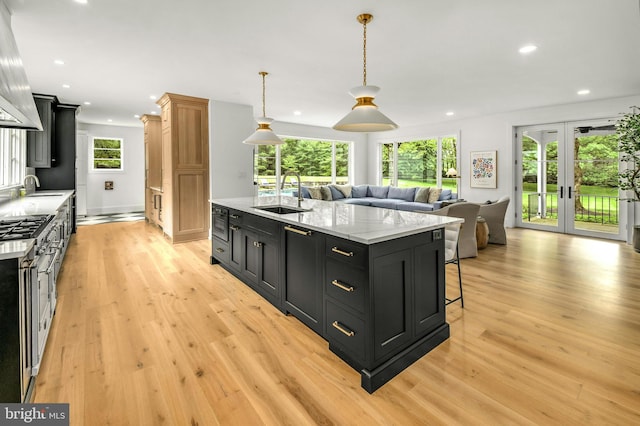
[439,189,453,201]
[414,187,431,203]
[327,185,346,200]
[369,199,402,209]
[428,188,442,203]
[351,185,368,198]
[367,185,389,198]
[396,202,435,212]
[320,186,332,200]
[344,197,374,206]
[388,186,416,202]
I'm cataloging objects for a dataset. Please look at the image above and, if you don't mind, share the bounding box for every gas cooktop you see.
[0,216,54,241]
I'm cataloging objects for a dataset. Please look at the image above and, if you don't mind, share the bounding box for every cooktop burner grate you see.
[0,216,54,241]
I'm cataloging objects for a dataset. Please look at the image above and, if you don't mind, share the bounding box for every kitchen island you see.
[210,196,462,392]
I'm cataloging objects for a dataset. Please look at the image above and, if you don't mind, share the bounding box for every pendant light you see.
[333,13,398,132]
[244,71,284,145]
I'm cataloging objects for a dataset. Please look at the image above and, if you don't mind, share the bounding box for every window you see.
[0,128,26,189]
[380,135,458,192]
[92,137,123,170]
[255,137,352,196]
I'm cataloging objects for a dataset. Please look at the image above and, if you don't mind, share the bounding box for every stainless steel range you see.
[1,214,61,377]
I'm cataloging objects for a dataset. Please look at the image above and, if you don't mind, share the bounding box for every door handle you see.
[560,186,564,199]
[568,187,572,199]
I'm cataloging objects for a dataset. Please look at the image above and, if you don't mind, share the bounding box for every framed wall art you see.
[470,151,497,188]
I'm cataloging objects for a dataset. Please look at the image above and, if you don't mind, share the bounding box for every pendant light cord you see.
[362,18,367,86]
[259,71,268,117]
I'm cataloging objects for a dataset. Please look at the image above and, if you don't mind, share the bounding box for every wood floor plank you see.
[31,221,640,425]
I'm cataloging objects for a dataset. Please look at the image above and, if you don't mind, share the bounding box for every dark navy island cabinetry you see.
[210,199,456,393]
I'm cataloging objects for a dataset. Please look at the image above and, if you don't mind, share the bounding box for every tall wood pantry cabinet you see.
[140,114,162,226]
[156,93,210,243]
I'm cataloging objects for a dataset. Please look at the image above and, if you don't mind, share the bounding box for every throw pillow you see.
[333,184,352,198]
[327,185,345,200]
[428,188,442,203]
[439,189,453,200]
[414,187,431,203]
[320,185,332,201]
[307,186,323,200]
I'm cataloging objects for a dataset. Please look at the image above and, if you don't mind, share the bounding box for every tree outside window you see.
[92,137,123,170]
[255,137,351,196]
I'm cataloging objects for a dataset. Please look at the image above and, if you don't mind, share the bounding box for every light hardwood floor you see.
[33,221,640,425]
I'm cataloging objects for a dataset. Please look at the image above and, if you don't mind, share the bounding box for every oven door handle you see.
[45,251,59,275]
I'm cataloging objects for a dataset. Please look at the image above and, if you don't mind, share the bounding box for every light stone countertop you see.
[210,196,463,245]
[0,190,75,259]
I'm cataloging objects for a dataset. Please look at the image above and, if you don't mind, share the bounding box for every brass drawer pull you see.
[230,214,240,219]
[230,225,240,231]
[331,280,354,292]
[332,321,355,337]
[331,247,354,257]
[215,248,224,253]
[284,225,312,236]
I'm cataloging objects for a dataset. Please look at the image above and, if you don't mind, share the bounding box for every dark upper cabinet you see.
[27,94,58,168]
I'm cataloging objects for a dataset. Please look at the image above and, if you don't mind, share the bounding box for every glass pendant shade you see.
[244,116,283,145]
[333,86,398,132]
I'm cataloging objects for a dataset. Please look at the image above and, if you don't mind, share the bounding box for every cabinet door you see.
[413,238,446,337]
[241,229,279,300]
[229,224,242,272]
[27,96,55,168]
[284,225,323,334]
[372,249,413,362]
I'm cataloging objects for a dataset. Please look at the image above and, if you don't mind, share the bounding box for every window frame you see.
[90,136,124,172]
[378,133,460,195]
[0,128,27,190]
[254,135,353,196]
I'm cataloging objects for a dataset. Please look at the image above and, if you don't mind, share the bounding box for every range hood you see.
[0,1,42,130]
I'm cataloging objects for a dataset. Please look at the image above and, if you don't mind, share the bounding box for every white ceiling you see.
[6,0,640,129]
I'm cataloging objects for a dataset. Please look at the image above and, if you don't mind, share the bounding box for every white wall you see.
[209,100,255,198]
[368,95,640,235]
[77,122,145,215]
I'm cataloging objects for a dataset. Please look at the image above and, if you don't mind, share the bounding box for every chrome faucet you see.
[281,170,302,208]
[24,174,40,194]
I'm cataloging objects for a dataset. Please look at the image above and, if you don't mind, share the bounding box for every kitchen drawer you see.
[326,258,366,313]
[244,213,278,236]
[212,238,230,264]
[326,301,365,361]
[228,209,243,224]
[326,236,368,268]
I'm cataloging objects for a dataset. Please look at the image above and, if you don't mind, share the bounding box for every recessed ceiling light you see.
[54,59,65,65]
[149,95,157,100]
[74,0,88,4]
[107,119,113,122]
[293,110,302,116]
[83,101,91,105]
[519,44,538,54]
[446,111,454,116]
[577,89,590,95]
[134,114,140,118]
[150,111,158,114]
[62,84,70,89]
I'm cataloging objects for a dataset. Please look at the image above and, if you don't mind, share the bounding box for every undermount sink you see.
[27,193,65,197]
[254,205,311,214]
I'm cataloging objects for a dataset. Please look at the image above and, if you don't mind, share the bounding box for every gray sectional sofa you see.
[297,184,457,212]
